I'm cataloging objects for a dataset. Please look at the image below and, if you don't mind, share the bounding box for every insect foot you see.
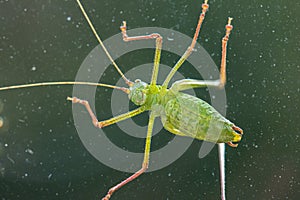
[102,193,111,200]
[67,96,86,104]
[67,96,103,128]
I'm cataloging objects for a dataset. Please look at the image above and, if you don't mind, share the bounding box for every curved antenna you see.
[76,0,133,86]
[0,81,129,94]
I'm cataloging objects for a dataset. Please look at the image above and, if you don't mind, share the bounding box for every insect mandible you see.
[0,0,243,199]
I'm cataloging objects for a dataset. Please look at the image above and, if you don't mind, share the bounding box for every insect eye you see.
[133,91,146,105]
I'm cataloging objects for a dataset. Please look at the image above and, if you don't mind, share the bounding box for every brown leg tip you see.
[202,3,209,10]
[226,17,233,31]
[120,21,127,31]
[67,96,79,103]
[227,142,238,148]
[226,24,233,31]
[202,0,209,9]
[102,194,110,200]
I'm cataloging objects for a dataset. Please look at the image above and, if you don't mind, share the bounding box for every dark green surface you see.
[0,0,299,199]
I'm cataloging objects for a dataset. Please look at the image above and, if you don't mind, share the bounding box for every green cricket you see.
[0,0,243,199]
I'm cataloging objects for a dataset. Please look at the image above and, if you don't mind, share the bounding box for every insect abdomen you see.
[162,92,226,141]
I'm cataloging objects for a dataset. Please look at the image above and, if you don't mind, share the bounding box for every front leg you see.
[120,21,162,85]
[67,96,146,128]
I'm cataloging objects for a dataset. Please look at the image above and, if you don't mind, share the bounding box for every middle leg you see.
[170,17,234,92]
[163,0,209,87]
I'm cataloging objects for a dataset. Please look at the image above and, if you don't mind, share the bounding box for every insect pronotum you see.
[0,0,243,199]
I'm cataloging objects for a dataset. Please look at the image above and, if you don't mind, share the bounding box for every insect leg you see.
[102,112,156,200]
[170,79,220,92]
[170,17,234,92]
[67,97,145,128]
[163,0,209,87]
[219,17,233,87]
[120,22,162,85]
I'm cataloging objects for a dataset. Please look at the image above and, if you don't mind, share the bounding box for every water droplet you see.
[25,148,34,155]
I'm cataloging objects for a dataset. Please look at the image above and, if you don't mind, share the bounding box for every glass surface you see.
[0,0,299,199]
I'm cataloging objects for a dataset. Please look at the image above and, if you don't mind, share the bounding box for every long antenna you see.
[0,81,129,93]
[76,0,132,86]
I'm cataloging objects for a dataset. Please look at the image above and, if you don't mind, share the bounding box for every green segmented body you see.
[135,84,241,144]
[162,92,233,143]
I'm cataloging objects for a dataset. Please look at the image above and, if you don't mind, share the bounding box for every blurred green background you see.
[0,0,299,199]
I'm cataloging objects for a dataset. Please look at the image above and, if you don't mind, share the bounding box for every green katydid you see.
[0,0,243,199]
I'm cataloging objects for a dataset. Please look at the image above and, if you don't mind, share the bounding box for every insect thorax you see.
[128,79,169,109]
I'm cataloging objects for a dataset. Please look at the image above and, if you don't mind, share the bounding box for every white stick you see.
[218,143,226,200]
